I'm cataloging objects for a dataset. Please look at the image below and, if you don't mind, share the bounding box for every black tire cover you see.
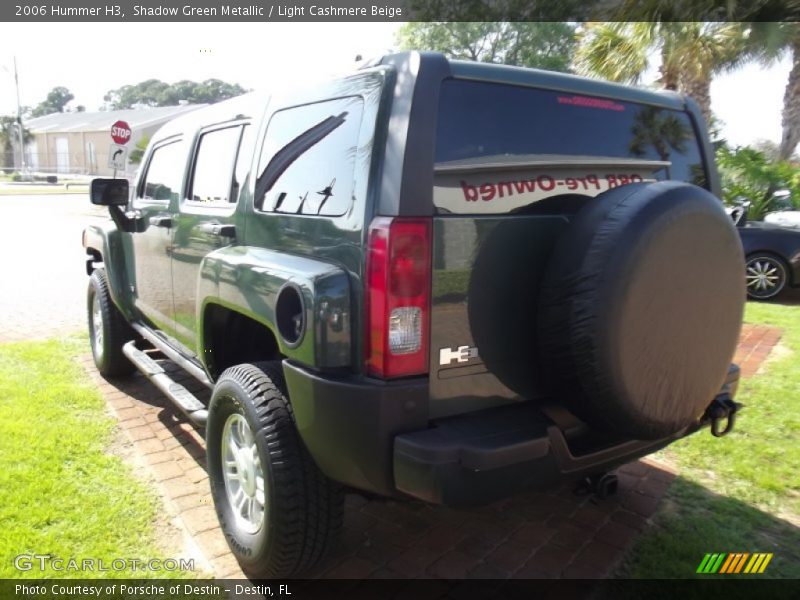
[538,181,745,440]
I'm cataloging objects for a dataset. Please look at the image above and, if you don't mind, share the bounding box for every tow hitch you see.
[705,393,742,438]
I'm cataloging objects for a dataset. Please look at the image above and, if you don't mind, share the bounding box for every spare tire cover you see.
[538,181,744,440]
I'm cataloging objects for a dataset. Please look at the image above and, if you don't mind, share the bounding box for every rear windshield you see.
[434,79,708,215]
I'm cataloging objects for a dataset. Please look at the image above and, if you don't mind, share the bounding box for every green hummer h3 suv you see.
[83,52,745,578]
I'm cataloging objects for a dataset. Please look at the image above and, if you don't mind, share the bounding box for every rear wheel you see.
[87,269,135,377]
[206,362,343,578]
[745,253,788,300]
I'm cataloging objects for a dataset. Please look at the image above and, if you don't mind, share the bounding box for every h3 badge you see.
[439,345,479,366]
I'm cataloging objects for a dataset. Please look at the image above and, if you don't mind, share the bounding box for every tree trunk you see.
[779,41,800,160]
[660,46,680,91]
[680,75,713,125]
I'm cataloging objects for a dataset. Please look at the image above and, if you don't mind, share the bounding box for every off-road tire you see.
[87,269,136,377]
[206,362,344,578]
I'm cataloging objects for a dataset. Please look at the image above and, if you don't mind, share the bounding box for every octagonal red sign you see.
[110,120,132,145]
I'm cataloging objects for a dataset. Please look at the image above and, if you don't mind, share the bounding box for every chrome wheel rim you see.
[221,413,265,533]
[746,257,785,299]
[91,293,104,360]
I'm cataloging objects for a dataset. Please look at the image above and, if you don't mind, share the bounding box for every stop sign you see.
[110,120,132,145]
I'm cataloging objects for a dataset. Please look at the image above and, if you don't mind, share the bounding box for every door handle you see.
[199,223,236,238]
[149,216,172,228]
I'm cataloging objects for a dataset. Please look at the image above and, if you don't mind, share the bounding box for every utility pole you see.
[13,56,27,179]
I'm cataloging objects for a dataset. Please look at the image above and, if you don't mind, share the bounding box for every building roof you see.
[25,105,206,134]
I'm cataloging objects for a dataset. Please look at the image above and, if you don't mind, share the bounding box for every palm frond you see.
[573,22,652,83]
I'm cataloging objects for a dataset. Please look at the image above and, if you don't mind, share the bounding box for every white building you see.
[23,105,204,176]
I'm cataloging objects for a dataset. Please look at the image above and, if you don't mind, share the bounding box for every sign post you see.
[109,120,132,178]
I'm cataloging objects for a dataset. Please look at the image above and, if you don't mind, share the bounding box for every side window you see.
[140,141,183,202]
[255,96,363,216]
[189,126,243,204]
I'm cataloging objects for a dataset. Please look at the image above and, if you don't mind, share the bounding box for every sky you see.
[0,22,792,148]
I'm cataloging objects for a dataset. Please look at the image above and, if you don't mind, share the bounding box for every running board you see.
[122,341,208,427]
[130,321,213,389]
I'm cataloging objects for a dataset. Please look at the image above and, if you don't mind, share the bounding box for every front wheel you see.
[206,362,343,578]
[87,269,136,377]
[745,253,788,300]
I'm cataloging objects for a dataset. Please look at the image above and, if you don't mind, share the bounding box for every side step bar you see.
[130,322,213,389]
[122,341,208,427]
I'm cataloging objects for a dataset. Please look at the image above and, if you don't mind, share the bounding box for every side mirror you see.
[90,178,129,206]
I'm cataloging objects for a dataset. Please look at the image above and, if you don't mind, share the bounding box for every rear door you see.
[129,138,185,332]
[429,79,711,418]
[170,122,254,353]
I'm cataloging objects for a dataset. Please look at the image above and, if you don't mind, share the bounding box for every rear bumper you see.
[393,407,683,505]
[284,360,740,505]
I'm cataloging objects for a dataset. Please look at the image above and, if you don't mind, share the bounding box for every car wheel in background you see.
[745,253,788,300]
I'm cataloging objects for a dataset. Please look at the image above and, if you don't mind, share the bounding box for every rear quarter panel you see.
[197,245,351,369]
[239,68,391,373]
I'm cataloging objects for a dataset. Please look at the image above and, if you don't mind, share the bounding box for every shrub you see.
[716,146,800,221]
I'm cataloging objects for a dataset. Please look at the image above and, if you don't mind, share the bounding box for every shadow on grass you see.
[612,475,799,594]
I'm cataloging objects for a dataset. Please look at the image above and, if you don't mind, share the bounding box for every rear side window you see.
[189,126,243,204]
[140,141,183,202]
[434,79,708,214]
[254,96,363,217]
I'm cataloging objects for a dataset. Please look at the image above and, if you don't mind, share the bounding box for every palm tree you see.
[573,23,656,86]
[745,23,800,160]
[574,22,750,125]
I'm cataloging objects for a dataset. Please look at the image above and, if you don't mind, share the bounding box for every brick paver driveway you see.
[1,193,787,579]
[84,355,679,580]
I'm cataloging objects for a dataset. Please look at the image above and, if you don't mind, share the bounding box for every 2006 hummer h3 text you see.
[83,52,745,578]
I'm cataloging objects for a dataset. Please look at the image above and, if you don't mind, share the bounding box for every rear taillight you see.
[365,217,431,378]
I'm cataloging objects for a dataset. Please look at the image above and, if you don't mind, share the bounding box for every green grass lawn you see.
[0,337,187,578]
[618,302,800,580]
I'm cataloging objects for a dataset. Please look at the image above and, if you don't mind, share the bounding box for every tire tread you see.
[88,269,135,377]
[211,362,343,578]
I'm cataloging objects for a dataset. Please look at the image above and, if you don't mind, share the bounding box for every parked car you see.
[727,202,800,299]
[739,224,800,300]
[83,52,744,577]
[763,189,800,229]
[764,210,800,229]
